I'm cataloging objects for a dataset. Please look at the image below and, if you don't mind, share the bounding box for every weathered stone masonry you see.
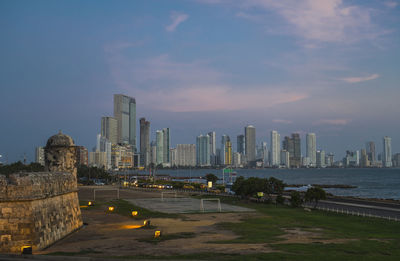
[0,132,83,253]
[0,172,82,253]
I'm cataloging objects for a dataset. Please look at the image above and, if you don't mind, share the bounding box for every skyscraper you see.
[292,133,301,168]
[139,118,150,167]
[35,147,45,166]
[176,144,196,167]
[237,135,245,154]
[366,141,376,164]
[316,150,325,168]
[270,130,280,167]
[101,116,118,145]
[383,136,392,167]
[306,133,316,167]
[245,125,256,165]
[283,133,301,168]
[208,131,216,165]
[156,130,163,165]
[162,128,170,164]
[208,131,216,155]
[220,135,228,165]
[196,134,210,166]
[114,94,136,150]
[225,137,232,165]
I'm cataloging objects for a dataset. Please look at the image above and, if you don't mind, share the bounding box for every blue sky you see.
[0,0,399,163]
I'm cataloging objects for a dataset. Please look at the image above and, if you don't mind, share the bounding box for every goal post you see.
[161,191,177,201]
[200,198,222,212]
[93,189,119,200]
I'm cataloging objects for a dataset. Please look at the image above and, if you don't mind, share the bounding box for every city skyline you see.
[1,0,399,163]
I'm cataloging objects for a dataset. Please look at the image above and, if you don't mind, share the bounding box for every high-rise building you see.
[208,131,216,165]
[114,94,136,150]
[383,136,392,167]
[139,118,150,167]
[233,152,241,168]
[170,148,177,167]
[366,141,376,164]
[35,147,45,166]
[89,151,108,169]
[360,149,370,168]
[225,137,232,166]
[196,134,210,166]
[156,130,163,165]
[162,128,170,164]
[150,141,157,165]
[111,143,134,169]
[101,116,118,144]
[393,153,400,167]
[344,150,359,167]
[237,135,245,154]
[280,150,290,168]
[306,133,317,167]
[176,144,196,167]
[316,150,326,168]
[270,130,280,167]
[245,125,256,165]
[326,153,334,167]
[283,133,301,168]
[95,134,112,169]
[76,146,88,166]
[220,135,229,165]
[292,133,301,168]
[258,141,268,166]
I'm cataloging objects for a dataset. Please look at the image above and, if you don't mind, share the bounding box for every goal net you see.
[161,191,177,201]
[200,198,222,212]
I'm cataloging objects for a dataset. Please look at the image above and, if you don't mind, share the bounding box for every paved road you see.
[304,197,400,220]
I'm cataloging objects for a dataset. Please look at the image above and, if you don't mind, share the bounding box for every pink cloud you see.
[342,74,380,83]
[105,51,308,112]
[314,119,351,125]
[202,0,384,44]
[166,12,189,32]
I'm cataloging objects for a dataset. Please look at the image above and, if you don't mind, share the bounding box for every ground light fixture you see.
[88,201,93,206]
[21,246,32,255]
[143,220,151,227]
[131,211,138,216]
[154,231,162,238]
[108,206,115,212]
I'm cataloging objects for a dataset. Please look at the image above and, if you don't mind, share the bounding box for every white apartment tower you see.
[270,130,281,167]
[383,136,392,167]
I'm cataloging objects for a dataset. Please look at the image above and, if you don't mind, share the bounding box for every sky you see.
[0,0,399,163]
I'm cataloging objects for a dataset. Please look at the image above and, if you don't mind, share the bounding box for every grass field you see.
[74,197,400,260]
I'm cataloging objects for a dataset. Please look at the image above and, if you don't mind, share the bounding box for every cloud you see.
[384,1,398,8]
[106,50,308,112]
[201,0,385,44]
[314,119,351,125]
[166,12,189,32]
[342,74,380,83]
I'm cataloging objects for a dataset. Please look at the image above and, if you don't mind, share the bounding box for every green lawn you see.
[77,198,400,260]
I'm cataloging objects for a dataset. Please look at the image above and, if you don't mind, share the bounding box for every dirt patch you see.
[277,228,356,244]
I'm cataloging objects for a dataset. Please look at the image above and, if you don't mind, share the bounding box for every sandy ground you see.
[37,186,353,257]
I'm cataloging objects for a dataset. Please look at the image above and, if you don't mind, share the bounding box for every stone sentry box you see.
[0,132,83,253]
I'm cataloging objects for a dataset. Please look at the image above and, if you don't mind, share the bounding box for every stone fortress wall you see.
[0,132,83,253]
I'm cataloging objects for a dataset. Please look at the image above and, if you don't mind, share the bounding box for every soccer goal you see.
[93,189,119,200]
[161,191,177,202]
[200,198,222,212]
